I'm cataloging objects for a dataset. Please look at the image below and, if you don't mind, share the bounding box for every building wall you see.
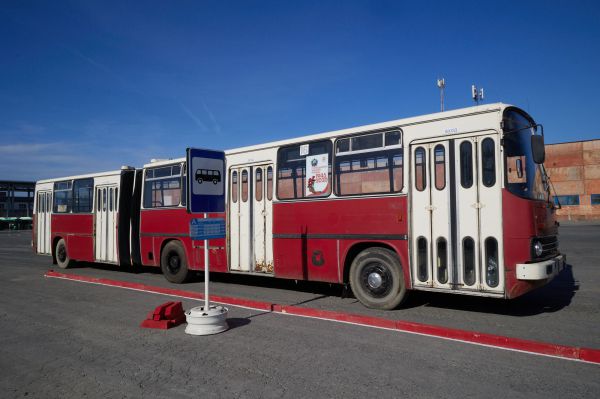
[0,181,35,218]
[545,139,600,221]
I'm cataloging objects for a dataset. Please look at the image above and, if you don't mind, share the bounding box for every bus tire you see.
[161,241,190,284]
[55,238,74,269]
[349,247,406,310]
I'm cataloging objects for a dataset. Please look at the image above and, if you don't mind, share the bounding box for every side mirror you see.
[531,135,545,164]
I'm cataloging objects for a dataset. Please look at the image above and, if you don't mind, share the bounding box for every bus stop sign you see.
[186,148,226,213]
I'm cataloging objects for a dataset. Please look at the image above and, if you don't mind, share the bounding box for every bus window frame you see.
[333,129,404,197]
[276,138,333,201]
[142,162,186,209]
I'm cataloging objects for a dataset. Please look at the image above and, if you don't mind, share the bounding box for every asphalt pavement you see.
[0,227,599,398]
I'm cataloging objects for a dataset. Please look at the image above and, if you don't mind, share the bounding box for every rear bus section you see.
[33,168,135,268]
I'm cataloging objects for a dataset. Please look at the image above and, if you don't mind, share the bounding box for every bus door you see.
[95,185,118,263]
[410,133,503,294]
[36,191,52,255]
[252,165,274,273]
[228,164,274,273]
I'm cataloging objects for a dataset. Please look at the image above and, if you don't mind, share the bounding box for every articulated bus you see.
[33,103,565,309]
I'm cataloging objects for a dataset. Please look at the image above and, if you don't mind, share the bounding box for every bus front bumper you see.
[516,254,566,281]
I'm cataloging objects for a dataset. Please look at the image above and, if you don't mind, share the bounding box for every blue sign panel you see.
[190,218,226,240]
[186,148,226,213]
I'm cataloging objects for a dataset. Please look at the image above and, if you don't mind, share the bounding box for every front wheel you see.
[55,238,74,269]
[161,241,190,284]
[349,247,407,310]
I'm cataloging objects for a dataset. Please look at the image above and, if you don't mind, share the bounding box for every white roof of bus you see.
[143,102,516,168]
[226,103,511,155]
[36,168,132,184]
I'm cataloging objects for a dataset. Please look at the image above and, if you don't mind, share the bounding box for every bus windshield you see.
[503,109,547,201]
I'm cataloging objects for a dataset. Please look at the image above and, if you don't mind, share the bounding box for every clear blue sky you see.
[1,0,599,181]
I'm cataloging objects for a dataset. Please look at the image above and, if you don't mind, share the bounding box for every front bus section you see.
[408,106,565,301]
[501,108,565,298]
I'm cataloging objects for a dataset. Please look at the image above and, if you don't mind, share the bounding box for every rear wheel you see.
[161,241,190,284]
[55,238,74,269]
[349,247,407,310]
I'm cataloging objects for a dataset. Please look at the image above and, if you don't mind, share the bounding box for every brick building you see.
[545,139,600,221]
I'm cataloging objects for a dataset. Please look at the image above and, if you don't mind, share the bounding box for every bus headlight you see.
[533,240,543,257]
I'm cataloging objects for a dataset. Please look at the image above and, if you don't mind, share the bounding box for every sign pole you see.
[185,147,228,336]
[204,212,209,311]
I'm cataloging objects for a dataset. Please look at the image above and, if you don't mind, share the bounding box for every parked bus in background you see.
[33,103,565,309]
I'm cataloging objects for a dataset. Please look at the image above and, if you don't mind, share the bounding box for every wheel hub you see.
[367,272,383,289]
[168,255,181,274]
[58,246,66,262]
[360,262,392,298]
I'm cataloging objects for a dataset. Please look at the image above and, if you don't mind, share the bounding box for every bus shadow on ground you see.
[407,264,578,316]
[72,261,578,317]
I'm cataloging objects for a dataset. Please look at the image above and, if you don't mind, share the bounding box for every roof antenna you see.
[437,78,446,111]
[471,84,484,105]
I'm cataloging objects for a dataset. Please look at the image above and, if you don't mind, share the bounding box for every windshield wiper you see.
[541,164,561,209]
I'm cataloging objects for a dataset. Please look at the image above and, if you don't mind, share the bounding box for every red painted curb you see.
[45,270,600,364]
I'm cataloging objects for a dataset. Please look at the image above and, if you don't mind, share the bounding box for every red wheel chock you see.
[140,301,186,329]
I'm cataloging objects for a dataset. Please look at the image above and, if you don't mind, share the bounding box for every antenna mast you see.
[471,84,484,105]
[437,78,446,111]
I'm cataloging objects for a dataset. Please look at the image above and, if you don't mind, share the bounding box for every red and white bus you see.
[34,103,565,309]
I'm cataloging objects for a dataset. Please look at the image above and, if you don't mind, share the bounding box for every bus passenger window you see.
[73,178,94,213]
[434,145,445,190]
[437,238,448,284]
[460,141,473,188]
[485,237,499,287]
[393,153,403,191]
[463,237,476,286]
[385,131,401,146]
[231,171,238,203]
[267,166,273,201]
[143,165,183,208]
[241,170,248,202]
[415,147,426,191]
[481,138,496,187]
[277,140,332,200]
[334,131,403,196]
[53,181,72,213]
[417,237,428,282]
[255,168,263,201]
[181,165,187,207]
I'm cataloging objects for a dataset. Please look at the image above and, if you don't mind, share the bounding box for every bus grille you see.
[539,235,559,258]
